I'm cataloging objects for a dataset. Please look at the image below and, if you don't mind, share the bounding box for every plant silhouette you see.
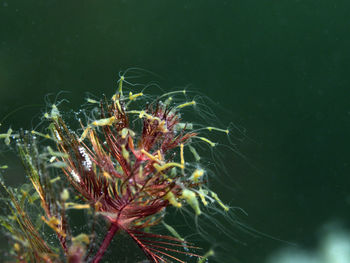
[0,75,230,263]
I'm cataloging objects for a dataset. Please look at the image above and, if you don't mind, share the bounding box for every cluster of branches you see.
[0,80,229,263]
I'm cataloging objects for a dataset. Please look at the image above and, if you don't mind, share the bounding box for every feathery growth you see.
[0,74,231,263]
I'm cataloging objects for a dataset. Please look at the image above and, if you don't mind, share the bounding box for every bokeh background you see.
[1,1,350,262]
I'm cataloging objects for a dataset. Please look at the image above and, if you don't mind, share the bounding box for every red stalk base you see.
[92,223,119,263]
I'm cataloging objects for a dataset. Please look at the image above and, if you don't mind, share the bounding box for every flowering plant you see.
[0,73,232,263]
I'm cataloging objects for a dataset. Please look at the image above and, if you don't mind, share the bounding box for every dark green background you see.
[1,1,350,262]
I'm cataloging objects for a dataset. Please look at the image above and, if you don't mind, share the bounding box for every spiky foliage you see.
[0,77,231,263]
[0,133,70,262]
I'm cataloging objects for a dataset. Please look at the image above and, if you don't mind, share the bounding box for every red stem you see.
[92,223,119,263]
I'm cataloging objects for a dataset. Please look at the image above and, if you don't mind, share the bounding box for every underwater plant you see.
[0,72,233,263]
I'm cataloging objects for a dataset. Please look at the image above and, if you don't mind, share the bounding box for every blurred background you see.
[1,1,350,262]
